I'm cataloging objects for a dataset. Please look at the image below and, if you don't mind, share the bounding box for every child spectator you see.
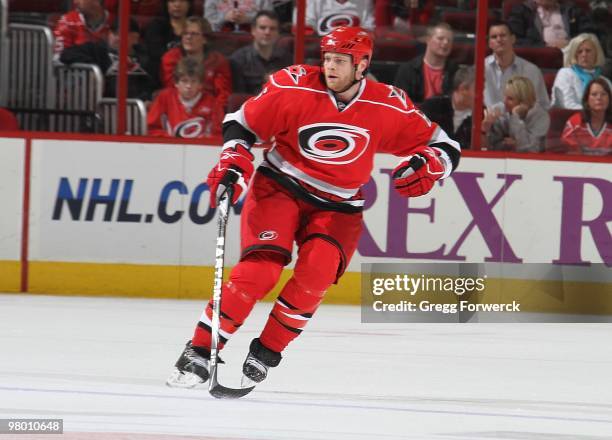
[148,57,224,138]
[561,77,612,155]
[205,0,273,32]
[483,75,550,152]
[551,33,612,109]
[160,17,232,109]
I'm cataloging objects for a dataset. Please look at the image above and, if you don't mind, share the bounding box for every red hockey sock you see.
[260,239,340,353]
[192,252,285,350]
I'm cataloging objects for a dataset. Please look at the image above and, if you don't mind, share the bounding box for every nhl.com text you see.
[370,274,521,314]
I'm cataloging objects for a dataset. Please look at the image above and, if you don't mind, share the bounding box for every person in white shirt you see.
[298,0,374,36]
[551,33,612,109]
[484,21,550,111]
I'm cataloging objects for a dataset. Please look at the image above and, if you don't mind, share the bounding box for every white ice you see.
[1,293,611,440]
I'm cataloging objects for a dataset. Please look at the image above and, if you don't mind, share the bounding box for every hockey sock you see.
[192,252,285,350]
[260,239,340,353]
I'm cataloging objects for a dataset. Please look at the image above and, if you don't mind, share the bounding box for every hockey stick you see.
[208,184,256,399]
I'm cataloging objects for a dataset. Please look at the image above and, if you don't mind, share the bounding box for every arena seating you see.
[545,108,576,153]
[97,98,147,135]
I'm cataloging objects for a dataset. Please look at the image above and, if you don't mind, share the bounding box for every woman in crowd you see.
[143,0,194,88]
[551,33,611,109]
[561,77,612,155]
[160,16,232,110]
[483,75,550,153]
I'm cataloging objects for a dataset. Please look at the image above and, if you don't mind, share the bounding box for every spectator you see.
[300,0,374,36]
[507,0,594,49]
[60,18,155,101]
[230,11,292,94]
[148,57,224,138]
[389,0,434,32]
[53,0,113,57]
[484,21,550,111]
[393,22,457,103]
[561,77,612,155]
[271,0,294,33]
[419,65,475,149]
[160,17,232,109]
[205,0,273,32]
[0,108,19,131]
[551,33,612,109]
[143,0,194,89]
[483,75,550,153]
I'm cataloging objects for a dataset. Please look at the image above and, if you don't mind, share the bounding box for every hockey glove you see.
[392,146,445,197]
[207,144,255,208]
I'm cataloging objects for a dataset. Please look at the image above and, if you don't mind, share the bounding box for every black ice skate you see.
[166,340,220,388]
[242,338,282,385]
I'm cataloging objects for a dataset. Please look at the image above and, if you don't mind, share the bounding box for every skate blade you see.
[166,369,206,388]
[240,375,258,388]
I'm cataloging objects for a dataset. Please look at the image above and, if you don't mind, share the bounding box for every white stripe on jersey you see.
[266,148,361,198]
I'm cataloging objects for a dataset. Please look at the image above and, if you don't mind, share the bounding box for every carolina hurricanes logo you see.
[298,123,370,164]
[174,117,207,138]
[258,231,278,240]
[318,14,361,35]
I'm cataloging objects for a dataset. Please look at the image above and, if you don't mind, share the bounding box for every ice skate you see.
[241,338,282,385]
[166,340,218,388]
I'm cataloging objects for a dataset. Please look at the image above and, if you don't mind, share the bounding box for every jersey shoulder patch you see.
[270,64,324,89]
[364,81,415,111]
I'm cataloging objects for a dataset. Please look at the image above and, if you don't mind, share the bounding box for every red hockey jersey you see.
[160,47,232,110]
[225,64,460,199]
[561,113,612,156]
[53,10,113,55]
[147,87,223,138]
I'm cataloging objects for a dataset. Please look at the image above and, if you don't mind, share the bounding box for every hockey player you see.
[167,26,461,388]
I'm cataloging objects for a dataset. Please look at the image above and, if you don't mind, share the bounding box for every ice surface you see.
[0,294,611,440]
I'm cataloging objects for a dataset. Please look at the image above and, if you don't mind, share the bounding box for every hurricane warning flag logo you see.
[298,123,370,165]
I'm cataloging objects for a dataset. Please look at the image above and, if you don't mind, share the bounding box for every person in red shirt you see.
[166,27,461,390]
[148,57,223,138]
[561,77,612,155]
[160,16,232,110]
[53,0,113,57]
[393,22,458,103]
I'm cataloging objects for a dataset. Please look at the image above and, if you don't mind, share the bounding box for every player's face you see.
[488,25,515,54]
[167,0,190,19]
[252,16,280,48]
[323,52,356,92]
[176,76,203,100]
[182,23,206,54]
[587,83,610,113]
[427,27,453,58]
[576,41,596,69]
